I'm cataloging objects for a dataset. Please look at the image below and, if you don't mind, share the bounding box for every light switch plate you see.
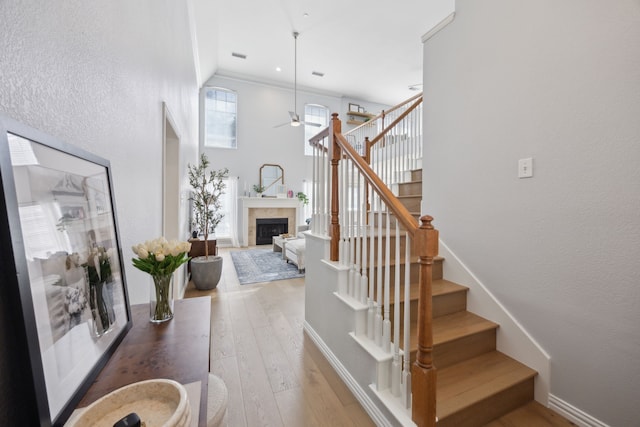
[518,157,533,178]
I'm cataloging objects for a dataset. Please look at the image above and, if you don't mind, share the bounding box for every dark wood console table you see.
[78,296,211,426]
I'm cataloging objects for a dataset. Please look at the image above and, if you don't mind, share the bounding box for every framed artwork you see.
[0,115,132,426]
[348,103,360,112]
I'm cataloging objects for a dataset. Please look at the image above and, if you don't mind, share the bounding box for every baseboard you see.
[549,395,609,427]
[303,321,394,427]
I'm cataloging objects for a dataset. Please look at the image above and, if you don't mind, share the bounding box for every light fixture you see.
[276,67,282,72]
[273,31,322,128]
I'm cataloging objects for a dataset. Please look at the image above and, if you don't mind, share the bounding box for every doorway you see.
[162,103,184,296]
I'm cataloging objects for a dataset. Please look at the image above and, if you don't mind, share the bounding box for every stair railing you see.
[345,93,423,192]
[308,112,438,427]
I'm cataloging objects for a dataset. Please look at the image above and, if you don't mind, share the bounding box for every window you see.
[206,177,239,247]
[204,87,237,148]
[304,104,329,156]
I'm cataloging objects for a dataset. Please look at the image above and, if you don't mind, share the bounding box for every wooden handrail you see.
[344,92,423,136]
[382,91,423,116]
[368,95,423,148]
[309,126,329,147]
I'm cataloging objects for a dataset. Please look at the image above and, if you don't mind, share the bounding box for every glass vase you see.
[150,273,174,323]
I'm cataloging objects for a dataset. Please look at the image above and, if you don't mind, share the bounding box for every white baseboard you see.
[303,321,395,427]
[549,395,609,427]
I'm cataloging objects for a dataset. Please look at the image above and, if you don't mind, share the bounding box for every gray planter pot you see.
[191,255,223,290]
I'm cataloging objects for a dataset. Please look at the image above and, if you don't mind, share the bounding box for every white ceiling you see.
[191,0,454,106]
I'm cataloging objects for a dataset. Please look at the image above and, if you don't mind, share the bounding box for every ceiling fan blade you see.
[273,121,291,128]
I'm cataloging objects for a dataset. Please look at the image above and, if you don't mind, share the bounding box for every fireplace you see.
[241,197,299,246]
[256,218,288,245]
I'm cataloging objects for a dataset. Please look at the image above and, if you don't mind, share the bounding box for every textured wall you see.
[0,0,198,423]
[422,0,640,425]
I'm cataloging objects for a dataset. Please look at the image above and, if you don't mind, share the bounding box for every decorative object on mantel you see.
[65,379,191,427]
[132,237,191,323]
[259,163,284,197]
[296,191,309,205]
[252,184,265,197]
[188,153,228,290]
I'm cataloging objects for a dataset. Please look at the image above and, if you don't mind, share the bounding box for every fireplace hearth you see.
[256,218,288,245]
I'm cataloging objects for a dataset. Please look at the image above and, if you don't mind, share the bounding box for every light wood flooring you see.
[184,247,376,427]
[185,247,576,427]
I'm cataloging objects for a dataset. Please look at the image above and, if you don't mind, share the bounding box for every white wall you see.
[422,1,640,425]
[200,75,389,242]
[0,0,200,305]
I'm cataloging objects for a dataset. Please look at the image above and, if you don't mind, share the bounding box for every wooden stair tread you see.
[436,351,537,420]
[387,279,467,304]
[407,311,498,349]
[433,279,468,297]
[433,311,498,345]
[483,401,577,426]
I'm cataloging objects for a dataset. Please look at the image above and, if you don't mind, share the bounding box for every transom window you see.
[204,87,237,149]
[304,104,329,156]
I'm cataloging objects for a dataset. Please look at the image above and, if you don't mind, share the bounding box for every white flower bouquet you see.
[131,237,191,276]
[132,237,191,322]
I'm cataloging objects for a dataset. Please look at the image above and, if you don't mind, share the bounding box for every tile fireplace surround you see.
[240,197,301,246]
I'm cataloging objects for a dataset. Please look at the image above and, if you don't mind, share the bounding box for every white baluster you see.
[348,162,356,297]
[402,233,412,408]
[353,168,362,302]
[374,196,383,347]
[392,219,402,396]
[360,176,368,306]
[383,204,391,353]
[367,185,375,340]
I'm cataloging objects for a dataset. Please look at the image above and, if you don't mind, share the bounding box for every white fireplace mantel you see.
[240,197,301,246]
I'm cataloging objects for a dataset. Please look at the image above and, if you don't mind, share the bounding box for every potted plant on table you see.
[187,153,229,290]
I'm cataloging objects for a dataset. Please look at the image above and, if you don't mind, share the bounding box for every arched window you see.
[203,87,237,148]
[304,104,329,156]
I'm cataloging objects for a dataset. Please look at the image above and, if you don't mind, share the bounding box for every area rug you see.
[231,248,305,285]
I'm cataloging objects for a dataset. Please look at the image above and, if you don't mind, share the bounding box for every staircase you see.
[393,169,541,426]
[304,96,574,426]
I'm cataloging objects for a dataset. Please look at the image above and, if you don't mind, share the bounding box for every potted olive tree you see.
[187,153,229,290]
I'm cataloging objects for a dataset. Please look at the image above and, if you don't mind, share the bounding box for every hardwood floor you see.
[184,247,375,427]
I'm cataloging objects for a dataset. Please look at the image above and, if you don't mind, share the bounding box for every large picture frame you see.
[0,115,132,426]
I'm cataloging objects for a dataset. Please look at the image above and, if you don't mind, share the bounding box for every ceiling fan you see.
[274,31,321,128]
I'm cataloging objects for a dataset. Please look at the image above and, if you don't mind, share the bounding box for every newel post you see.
[412,215,439,427]
[329,113,341,261]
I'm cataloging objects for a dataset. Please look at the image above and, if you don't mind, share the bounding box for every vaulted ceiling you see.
[191,0,454,105]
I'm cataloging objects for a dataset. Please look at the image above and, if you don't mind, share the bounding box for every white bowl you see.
[66,379,191,427]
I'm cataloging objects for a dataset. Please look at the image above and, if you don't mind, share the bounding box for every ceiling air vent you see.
[231,52,247,59]
[312,71,324,77]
